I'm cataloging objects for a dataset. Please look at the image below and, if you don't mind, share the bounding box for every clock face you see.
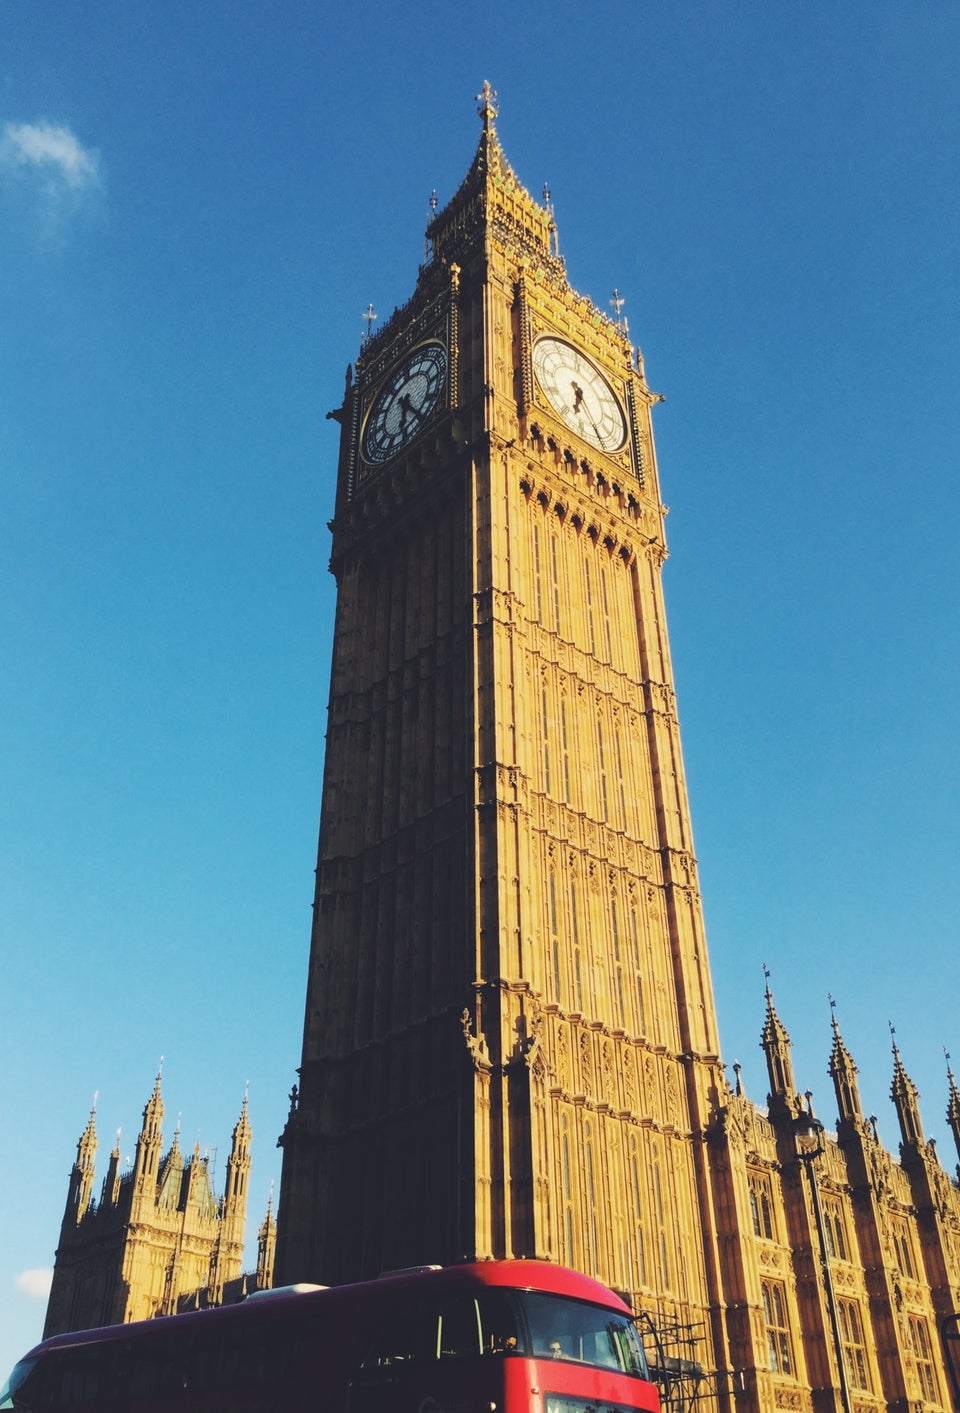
[362,342,447,464]
[532,337,626,453]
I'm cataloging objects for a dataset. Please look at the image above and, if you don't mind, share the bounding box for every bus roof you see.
[29,1259,633,1359]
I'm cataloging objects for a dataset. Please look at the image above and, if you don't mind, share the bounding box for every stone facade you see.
[44,1075,275,1334]
[271,88,960,1412]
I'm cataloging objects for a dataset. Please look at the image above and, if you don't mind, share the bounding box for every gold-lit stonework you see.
[274,87,960,1413]
[44,1077,275,1333]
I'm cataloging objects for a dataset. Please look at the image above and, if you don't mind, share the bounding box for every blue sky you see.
[2,0,958,1377]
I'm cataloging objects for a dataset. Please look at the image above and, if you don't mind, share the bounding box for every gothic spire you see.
[257,1186,277,1291]
[140,1066,165,1142]
[828,998,862,1123]
[760,971,796,1109]
[426,83,556,270]
[946,1052,960,1165]
[102,1128,122,1208]
[77,1095,98,1167]
[67,1095,98,1220]
[133,1066,165,1195]
[222,1091,253,1243]
[231,1091,252,1158]
[890,1027,924,1147]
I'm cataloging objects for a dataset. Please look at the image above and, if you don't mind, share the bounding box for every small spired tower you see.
[44,1076,274,1337]
[827,1002,863,1131]
[209,1094,252,1306]
[760,975,800,1123]
[947,1056,960,1176]
[890,1028,924,1150]
[65,1097,98,1223]
[256,1190,277,1291]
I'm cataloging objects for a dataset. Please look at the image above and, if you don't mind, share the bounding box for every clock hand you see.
[398,391,420,430]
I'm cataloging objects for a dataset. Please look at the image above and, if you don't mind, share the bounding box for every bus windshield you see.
[0,1355,38,1409]
[519,1291,648,1377]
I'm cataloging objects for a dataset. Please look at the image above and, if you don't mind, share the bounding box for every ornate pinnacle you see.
[476,80,499,127]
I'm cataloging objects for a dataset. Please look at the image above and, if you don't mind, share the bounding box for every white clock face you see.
[362,342,447,464]
[532,338,626,453]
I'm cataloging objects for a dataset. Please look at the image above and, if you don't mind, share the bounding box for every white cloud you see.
[0,120,101,192]
[15,1268,53,1300]
[0,120,103,243]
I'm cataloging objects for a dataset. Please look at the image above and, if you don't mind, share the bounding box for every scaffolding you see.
[636,1310,706,1413]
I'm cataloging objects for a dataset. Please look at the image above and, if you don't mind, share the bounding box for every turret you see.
[101,1129,122,1208]
[946,1055,960,1169]
[761,978,797,1120]
[221,1094,252,1247]
[65,1098,98,1221]
[185,1141,207,1209]
[132,1069,164,1198]
[256,1190,276,1291]
[890,1030,924,1149]
[828,1003,862,1126]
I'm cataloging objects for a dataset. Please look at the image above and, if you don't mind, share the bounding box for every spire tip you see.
[476,80,499,128]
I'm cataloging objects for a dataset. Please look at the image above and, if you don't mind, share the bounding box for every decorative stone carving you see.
[461,1009,489,1068]
[580,1030,593,1098]
[556,1024,570,1091]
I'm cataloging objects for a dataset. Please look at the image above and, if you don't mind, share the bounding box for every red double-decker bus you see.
[1,1260,660,1413]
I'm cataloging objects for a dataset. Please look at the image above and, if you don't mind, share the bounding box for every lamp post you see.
[794,1091,853,1413]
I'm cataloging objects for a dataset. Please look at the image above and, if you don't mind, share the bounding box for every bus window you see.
[126,1339,187,1400]
[477,1290,522,1355]
[360,1301,436,1370]
[360,1292,521,1370]
[440,1292,522,1359]
[519,1292,648,1378]
[438,1299,482,1359]
[49,1349,104,1407]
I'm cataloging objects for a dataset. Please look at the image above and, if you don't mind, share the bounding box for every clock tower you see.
[276,82,726,1361]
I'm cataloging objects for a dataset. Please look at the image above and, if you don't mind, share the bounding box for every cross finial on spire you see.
[476,81,498,127]
[362,303,377,345]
